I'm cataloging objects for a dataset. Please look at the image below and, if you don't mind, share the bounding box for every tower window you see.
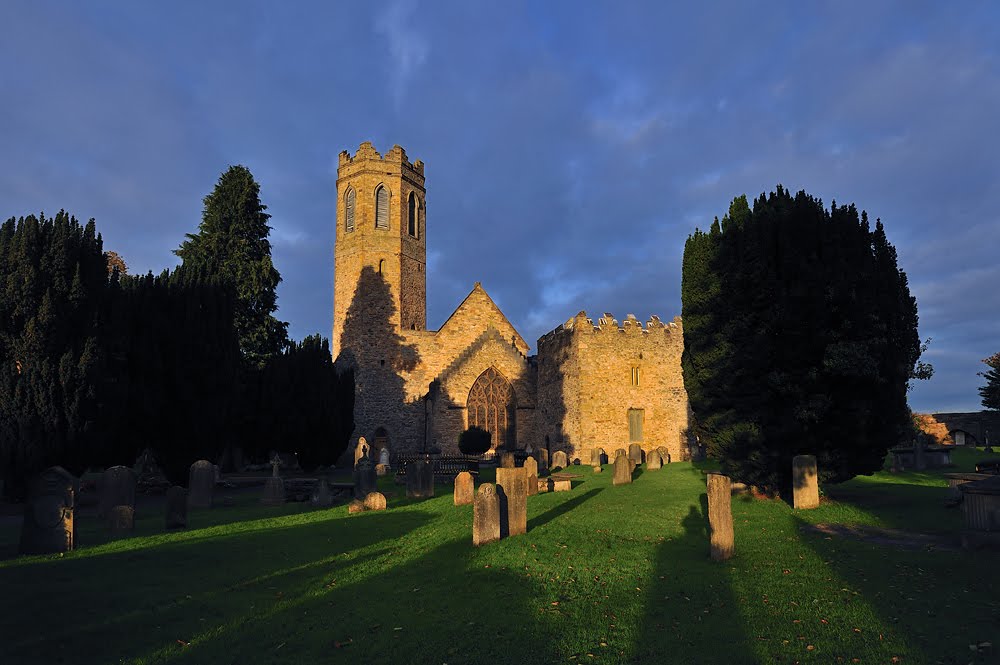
[407,192,418,238]
[378,259,386,274]
[375,185,389,229]
[631,366,640,386]
[345,188,356,232]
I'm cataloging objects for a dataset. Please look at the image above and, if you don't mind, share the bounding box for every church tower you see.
[332,142,427,359]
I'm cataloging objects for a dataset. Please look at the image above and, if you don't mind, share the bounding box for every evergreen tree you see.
[980,353,1000,411]
[681,187,926,494]
[175,165,287,367]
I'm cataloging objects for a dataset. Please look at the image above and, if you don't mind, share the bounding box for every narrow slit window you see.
[407,193,417,237]
[345,188,356,232]
[375,186,389,229]
[631,366,640,386]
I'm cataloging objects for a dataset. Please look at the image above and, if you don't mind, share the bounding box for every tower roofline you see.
[339,141,425,176]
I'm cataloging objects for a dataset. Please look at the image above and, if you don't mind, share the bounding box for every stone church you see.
[332,142,690,464]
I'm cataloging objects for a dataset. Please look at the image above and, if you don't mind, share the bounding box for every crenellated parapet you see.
[338,141,425,176]
[538,310,683,346]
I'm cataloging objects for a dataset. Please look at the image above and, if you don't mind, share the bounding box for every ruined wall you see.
[537,311,688,463]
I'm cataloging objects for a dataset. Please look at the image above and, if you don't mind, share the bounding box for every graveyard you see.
[1,448,997,665]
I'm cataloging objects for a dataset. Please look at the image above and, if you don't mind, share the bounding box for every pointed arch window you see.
[375,185,389,229]
[345,188,356,232]
[407,192,418,238]
[468,367,517,450]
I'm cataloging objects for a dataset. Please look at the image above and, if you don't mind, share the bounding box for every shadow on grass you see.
[528,488,602,531]
[820,481,963,534]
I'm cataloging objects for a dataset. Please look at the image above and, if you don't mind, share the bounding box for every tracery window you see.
[467,367,516,450]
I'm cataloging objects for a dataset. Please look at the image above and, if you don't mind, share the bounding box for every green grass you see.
[1,450,997,665]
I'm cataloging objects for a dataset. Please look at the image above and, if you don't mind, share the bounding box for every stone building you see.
[333,142,690,464]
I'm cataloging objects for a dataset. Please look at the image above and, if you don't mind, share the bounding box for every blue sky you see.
[2,1,998,412]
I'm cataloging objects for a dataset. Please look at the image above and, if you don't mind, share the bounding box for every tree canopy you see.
[681,187,925,494]
[979,353,1000,411]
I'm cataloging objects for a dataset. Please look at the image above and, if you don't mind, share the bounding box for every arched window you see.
[467,367,517,450]
[375,185,389,229]
[345,188,356,232]
[378,259,386,274]
[407,192,418,238]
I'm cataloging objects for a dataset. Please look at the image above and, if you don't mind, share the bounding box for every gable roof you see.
[435,282,530,353]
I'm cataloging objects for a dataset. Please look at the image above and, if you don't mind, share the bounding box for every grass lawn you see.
[1,449,997,664]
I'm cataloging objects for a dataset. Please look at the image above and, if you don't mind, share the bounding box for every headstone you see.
[363,491,387,511]
[165,486,188,529]
[552,451,569,469]
[354,456,377,498]
[657,446,671,463]
[354,437,369,467]
[188,460,215,509]
[613,454,632,486]
[107,505,135,535]
[473,483,501,546]
[375,463,389,477]
[310,478,334,507]
[523,457,539,496]
[348,499,365,514]
[19,466,75,555]
[707,473,734,561]
[454,471,475,506]
[593,465,603,473]
[537,449,549,472]
[406,459,434,499]
[628,443,643,465]
[792,455,820,509]
[262,454,286,505]
[590,448,603,467]
[496,467,528,537]
[646,450,662,470]
[614,448,626,461]
[913,435,927,471]
[98,465,137,518]
[501,452,516,468]
[378,447,390,466]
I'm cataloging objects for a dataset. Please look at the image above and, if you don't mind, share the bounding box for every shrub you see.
[458,427,492,455]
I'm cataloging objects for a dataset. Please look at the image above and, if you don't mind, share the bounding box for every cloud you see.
[373,0,430,109]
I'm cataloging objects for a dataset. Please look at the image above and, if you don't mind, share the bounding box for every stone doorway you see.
[467,367,516,450]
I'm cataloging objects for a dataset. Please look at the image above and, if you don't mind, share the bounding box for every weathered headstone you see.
[310,478,334,507]
[523,457,539,496]
[107,505,135,535]
[473,483,501,546]
[792,455,820,509]
[593,465,602,473]
[496,467,528,537]
[657,446,670,463]
[262,453,286,506]
[646,450,662,470]
[590,448,603,467]
[98,465,137,518]
[363,491,387,511]
[165,485,188,529]
[19,467,75,555]
[379,447,390,466]
[707,473,734,561]
[628,443,644,465]
[406,459,434,499]
[354,456,377,498]
[348,499,365,514]
[354,436,369,467]
[913,434,927,471]
[501,452,516,468]
[454,471,475,506]
[188,460,215,509]
[613,454,632,486]
[552,451,569,469]
[537,449,549,472]
[614,448,626,461]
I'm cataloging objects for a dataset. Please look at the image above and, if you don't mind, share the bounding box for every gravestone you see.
[537,449,549,472]
[914,434,927,471]
[657,446,671,463]
[552,451,569,469]
[379,447,390,466]
[354,456,378,498]
[165,486,188,529]
[310,478,334,507]
[501,452,516,469]
[614,448,626,461]
[628,443,644,465]
[262,454,286,506]
[590,448,603,467]
[188,460,215,509]
[792,455,820,509]
[364,492,387,511]
[613,454,632,486]
[523,457,539,496]
[593,465,602,473]
[496,467,528,537]
[107,505,135,535]
[473,483,501,546]
[707,473,734,561]
[348,499,365,514]
[98,465,137,518]
[454,471,475,506]
[354,436,369,467]
[646,450,662,470]
[19,466,75,555]
[406,459,434,499]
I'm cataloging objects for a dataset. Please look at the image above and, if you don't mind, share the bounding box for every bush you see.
[458,427,492,455]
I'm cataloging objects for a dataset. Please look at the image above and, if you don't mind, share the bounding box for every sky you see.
[1,1,997,413]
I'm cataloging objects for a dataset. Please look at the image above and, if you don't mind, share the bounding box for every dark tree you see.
[459,426,492,455]
[980,353,1000,411]
[175,165,287,367]
[681,187,926,494]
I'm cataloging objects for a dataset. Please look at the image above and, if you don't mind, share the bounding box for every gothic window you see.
[467,367,517,450]
[375,185,389,229]
[407,192,418,238]
[345,188,356,232]
[628,408,644,442]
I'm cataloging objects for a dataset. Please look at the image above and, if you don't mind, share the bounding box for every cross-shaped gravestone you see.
[270,454,282,478]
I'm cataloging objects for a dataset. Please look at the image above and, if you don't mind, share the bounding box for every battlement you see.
[538,310,682,344]
[338,141,425,175]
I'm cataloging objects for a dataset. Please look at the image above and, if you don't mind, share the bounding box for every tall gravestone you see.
[628,443,643,466]
[500,452,516,469]
[707,473,734,561]
[590,448,603,467]
[406,459,434,499]
[473,483,501,546]
[454,471,474,506]
[354,456,377,498]
[537,449,549,473]
[188,460,215,509]
[646,450,662,470]
[107,505,135,535]
[99,465,137,518]
[262,454,286,505]
[614,448,626,461]
[551,451,569,469]
[496,467,528,537]
[165,486,188,529]
[311,478,334,507]
[613,454,632,486]
[523,456,539,496]
[354,436,369,467]
[657,446,671,464]
[19,466,75,555]
[792,455,820,509]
